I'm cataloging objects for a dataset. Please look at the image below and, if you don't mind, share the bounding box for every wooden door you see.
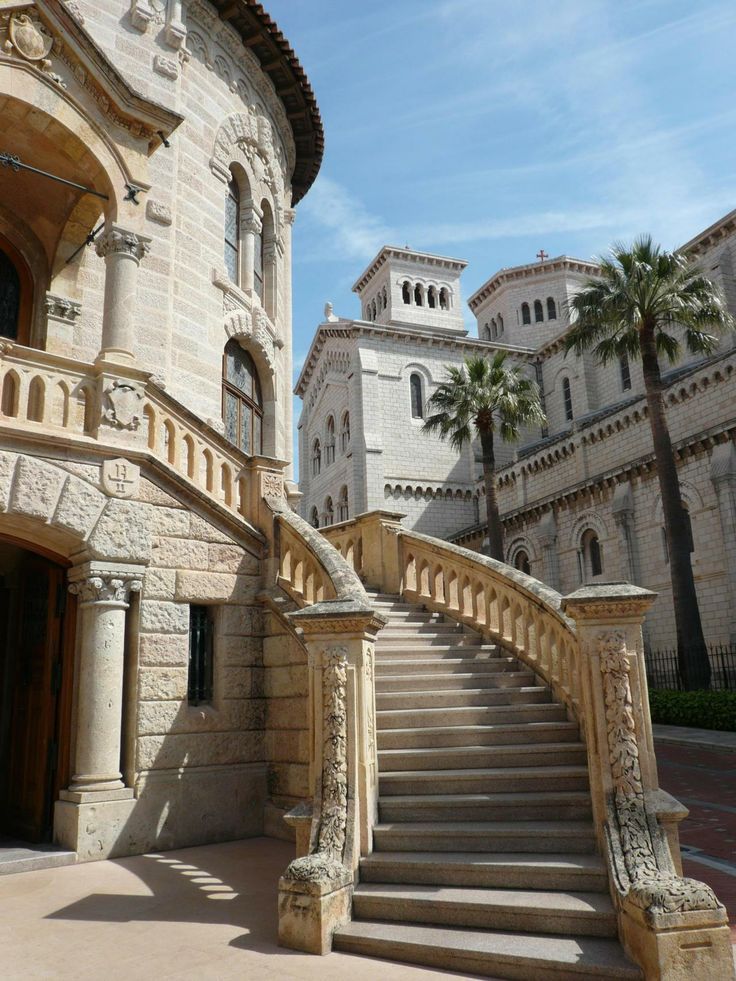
[1,555,65,842]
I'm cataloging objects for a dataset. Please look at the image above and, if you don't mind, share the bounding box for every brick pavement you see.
[656,740,736,940]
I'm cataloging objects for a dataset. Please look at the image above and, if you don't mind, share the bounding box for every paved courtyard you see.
[0,732,733,981]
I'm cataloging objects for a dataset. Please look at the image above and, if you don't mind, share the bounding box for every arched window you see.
[514,550,531,575]
[414,284,424,306]
[534,299,544,322]
[521,302,531,325]
[410,373,424,419]
[562,377,573,421]
[547,297,556,320]
[224,175,240,284]
[324,495,334,526]
[439,287,449,310]
[337,485,349,522]
[582,529,603,578]
[620,352,632,391]
[310,506,319,529]
[382,285,388,308]
[482,323,491,341]
[341,411,351,452]
[325,415,336,465]
[427,286,437,308]
[312,438,321,476]
[490,317,497,339]
[402,281,411,304]
[222,340,262,455]
[498,314,504,334]
[260,199,276,319]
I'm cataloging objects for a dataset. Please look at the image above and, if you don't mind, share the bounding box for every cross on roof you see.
[536,249,548,262]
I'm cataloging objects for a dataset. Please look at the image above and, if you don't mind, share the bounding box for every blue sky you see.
[266,0,736,471]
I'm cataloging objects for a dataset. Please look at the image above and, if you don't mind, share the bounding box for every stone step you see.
[360,851,609,892]
[351,883,618,938]
[375,671,535,693]
[0,841,77,876]
[373,820,596,854]
[376,645,505,660]
[377,720,581,750]
[377,635,490,649]
[378,741,587,771]
[376,657,523,676]
[377,702,566,729]
[380,622,468,635]
[379,790,593,823]
[333,921,642,980]
[376,686,552,711]
[379,765,590,796]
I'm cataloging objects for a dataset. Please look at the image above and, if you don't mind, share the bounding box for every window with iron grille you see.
[188,605,214,705]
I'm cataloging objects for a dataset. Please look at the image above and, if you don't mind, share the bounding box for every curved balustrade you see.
[400,530,582,721]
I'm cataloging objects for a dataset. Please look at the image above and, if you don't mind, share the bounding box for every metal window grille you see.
[188,605,213,705]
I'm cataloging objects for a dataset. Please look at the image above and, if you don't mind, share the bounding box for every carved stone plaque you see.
[101,458,140,499]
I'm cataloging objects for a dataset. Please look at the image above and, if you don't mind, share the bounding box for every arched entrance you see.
[0,539,76,842]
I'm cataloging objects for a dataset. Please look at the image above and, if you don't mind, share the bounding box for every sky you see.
[264,0,736,473]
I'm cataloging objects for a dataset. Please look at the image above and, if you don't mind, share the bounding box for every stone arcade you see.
[0,3,732,980]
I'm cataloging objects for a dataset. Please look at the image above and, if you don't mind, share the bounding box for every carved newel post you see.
[55,563,144,861]
[562,584,734,981]
[278,603,384,955]
[95,225,151,364]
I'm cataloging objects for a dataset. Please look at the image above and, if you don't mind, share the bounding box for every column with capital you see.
[95,225,151,364]
[55,563,144,860]
[240,207,263,295]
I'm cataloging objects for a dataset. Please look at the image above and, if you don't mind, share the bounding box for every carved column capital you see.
[241,212,263,236]
[68,564,143,606]
[95,226,151,264]
[284,207,296,226]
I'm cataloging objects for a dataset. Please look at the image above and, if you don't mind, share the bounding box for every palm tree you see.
[565,235,733,690]
[424,353,546,561]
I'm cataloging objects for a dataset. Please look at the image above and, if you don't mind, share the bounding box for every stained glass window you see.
[0,248,20,341]
[224,178,239,284]
[222,340,262,455]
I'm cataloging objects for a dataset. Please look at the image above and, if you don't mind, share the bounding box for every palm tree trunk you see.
[480,428,504,561]
[640,327,710,690]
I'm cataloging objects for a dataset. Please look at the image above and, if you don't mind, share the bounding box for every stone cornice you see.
[681,207,736,256]
[204,0,323,204]
[352,246,468,294]
[467,255,600,312]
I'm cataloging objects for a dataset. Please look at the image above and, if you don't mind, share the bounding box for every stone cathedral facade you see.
[297,211,736,651]
[0,0,322,858]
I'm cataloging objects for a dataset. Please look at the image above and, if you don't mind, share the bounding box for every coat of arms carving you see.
[7,13,53,64]
[103,380,143,430]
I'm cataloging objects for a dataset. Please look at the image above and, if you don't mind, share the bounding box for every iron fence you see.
[645,644,736,691]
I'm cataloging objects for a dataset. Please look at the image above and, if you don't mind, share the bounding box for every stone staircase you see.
[333,592,641,980]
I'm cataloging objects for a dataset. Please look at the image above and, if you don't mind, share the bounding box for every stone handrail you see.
[0,341,282,531]
[265,498,385,956]
[320,510,734,977]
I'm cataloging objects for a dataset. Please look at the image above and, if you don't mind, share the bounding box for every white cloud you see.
[298,175,395,263]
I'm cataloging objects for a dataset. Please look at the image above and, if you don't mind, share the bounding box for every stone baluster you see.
[95,225,150,364]
[562,584,734,980]
[279,603,384,955]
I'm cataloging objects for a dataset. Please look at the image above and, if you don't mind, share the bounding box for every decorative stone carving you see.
[6,12,53,64]
[282,853,346,882]
[261,472,284,499]
[146,200,173,226]
[153,54,178,80]
[101,458,140,499]
[69,570,142,605]
[45,293,82,323]
[598,629,722,914]
[102,380,143,430]
[95,228,150,264]
[0,340,15,357]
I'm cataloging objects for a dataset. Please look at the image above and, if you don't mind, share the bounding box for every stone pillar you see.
[710,441,736,643]
[562,584,734,981]
[356,510,405,594]
[95,225,150,364]
[55,563,144,861]
[278,603,385,954]
[241,207,263,295]
[538,510,561,590]
[611,482,641,585]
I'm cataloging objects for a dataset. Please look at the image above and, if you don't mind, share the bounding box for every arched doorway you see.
[0,540,76,842]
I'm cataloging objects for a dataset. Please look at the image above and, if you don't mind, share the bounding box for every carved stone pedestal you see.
[278,859,353,955]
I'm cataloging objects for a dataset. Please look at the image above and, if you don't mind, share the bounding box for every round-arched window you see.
[514,550,531,575]
[223,339,263,455]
